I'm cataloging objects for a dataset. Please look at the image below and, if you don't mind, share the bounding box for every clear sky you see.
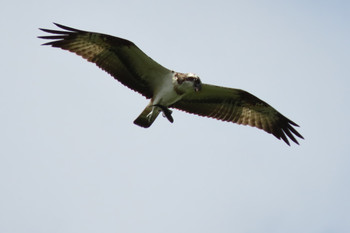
[1,1,349,232]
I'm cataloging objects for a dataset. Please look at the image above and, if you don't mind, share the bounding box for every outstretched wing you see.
[172,84,304,145]
[38,23,171,98]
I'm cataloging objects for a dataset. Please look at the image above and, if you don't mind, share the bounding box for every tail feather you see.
[133,104,160,128]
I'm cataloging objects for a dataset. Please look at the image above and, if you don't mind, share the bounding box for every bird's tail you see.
[133,104,161,128]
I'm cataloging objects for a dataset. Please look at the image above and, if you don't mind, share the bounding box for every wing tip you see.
[38,23,83,46]
[52,22,82,32]
[273,119,304,146]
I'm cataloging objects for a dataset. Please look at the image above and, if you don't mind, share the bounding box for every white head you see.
[174,72,202,93]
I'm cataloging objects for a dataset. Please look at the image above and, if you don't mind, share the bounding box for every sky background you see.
[1,1,349,232]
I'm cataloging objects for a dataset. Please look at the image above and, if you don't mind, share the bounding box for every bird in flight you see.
[39,23,303,145]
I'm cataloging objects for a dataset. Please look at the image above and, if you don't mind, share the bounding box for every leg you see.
[153,104,174,123]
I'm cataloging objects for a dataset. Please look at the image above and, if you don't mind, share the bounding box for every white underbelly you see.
[152,78,182,106]
[153,87,182,106]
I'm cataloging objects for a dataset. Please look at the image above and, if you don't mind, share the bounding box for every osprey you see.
[39,23,304,145]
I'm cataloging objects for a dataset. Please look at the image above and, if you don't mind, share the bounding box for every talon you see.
[154,104,173,123]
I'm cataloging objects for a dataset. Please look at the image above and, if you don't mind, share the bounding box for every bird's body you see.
[39,23,304,145]
[152,72,185,106]
[134,71,199,127]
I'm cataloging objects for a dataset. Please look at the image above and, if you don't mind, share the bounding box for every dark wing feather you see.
[38,23,171,98]
[172,84,304,145]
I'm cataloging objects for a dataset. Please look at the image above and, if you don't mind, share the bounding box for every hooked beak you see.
[194,81,202,92]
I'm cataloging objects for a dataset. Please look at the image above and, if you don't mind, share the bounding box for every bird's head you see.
[175,72,202,93]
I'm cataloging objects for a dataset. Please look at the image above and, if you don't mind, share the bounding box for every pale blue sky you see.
[1,1,349,233]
